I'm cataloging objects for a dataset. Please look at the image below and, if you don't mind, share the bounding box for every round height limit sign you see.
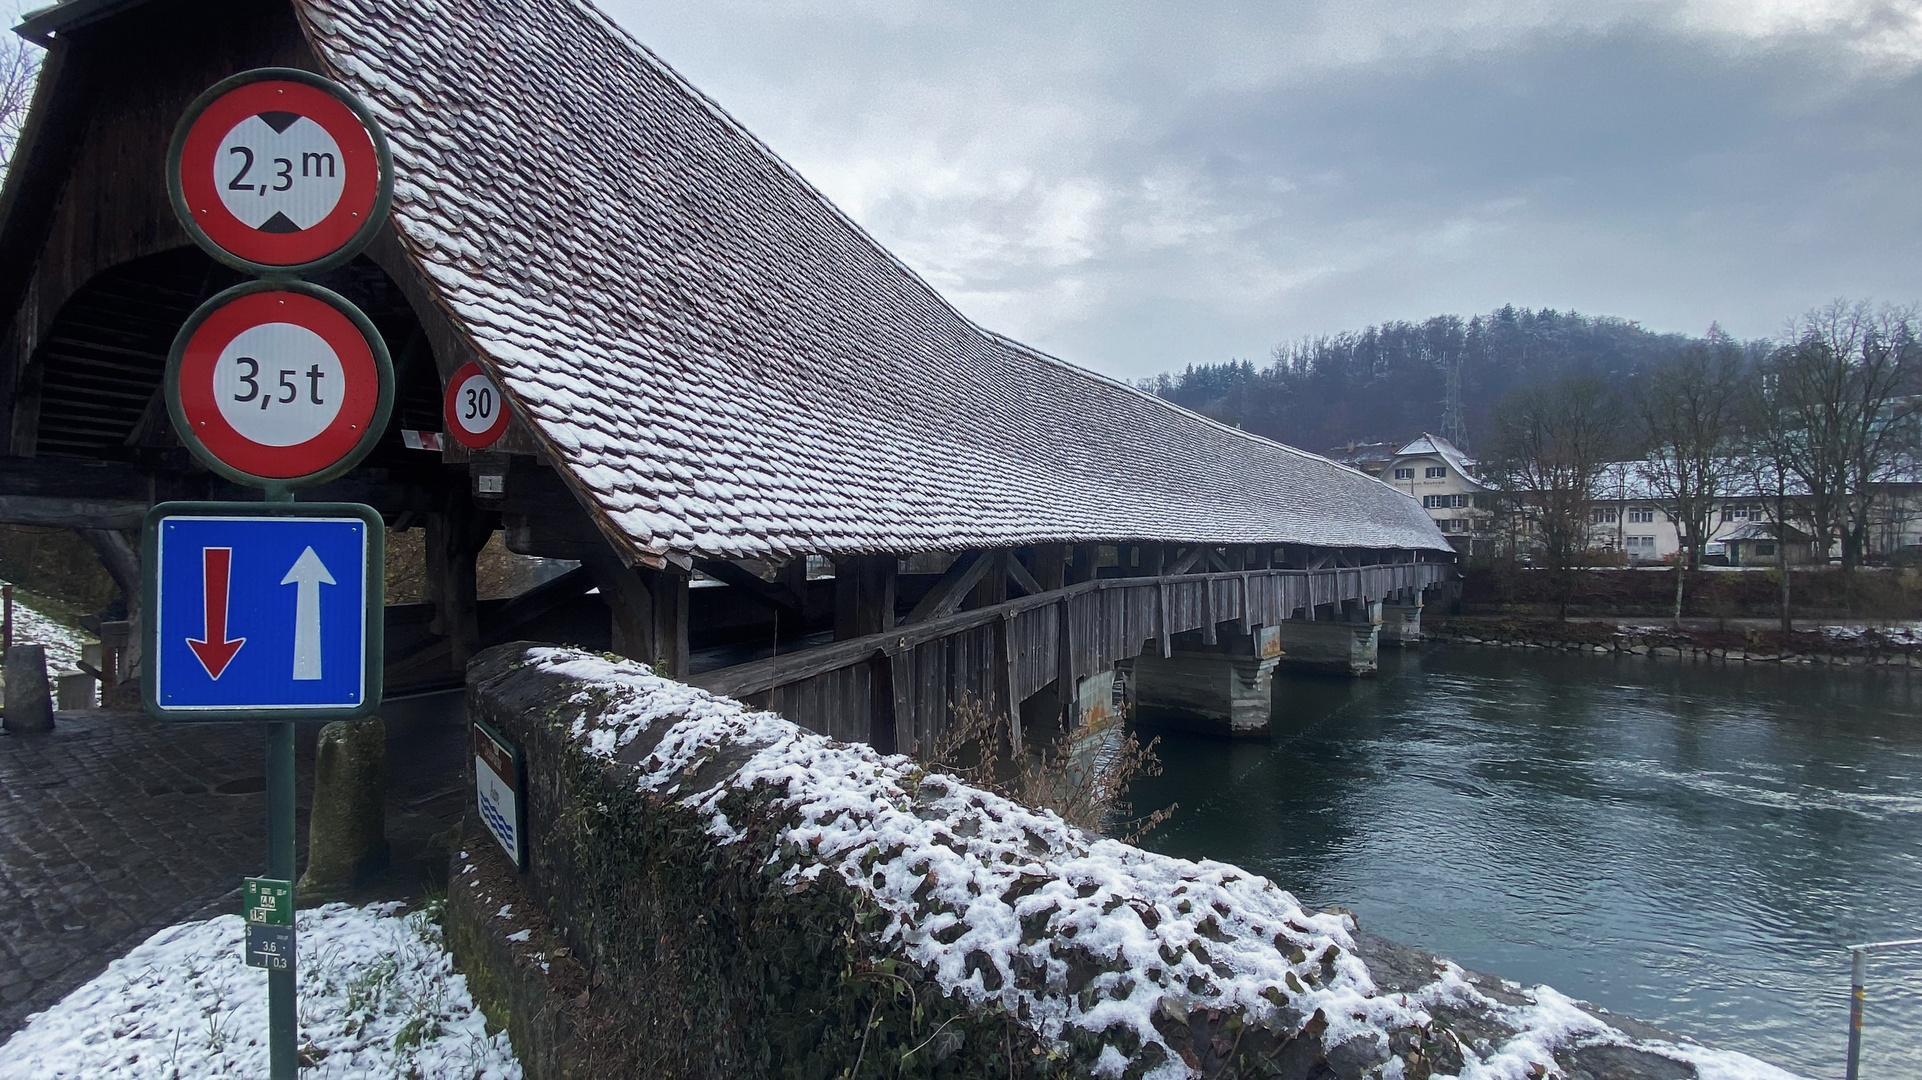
[166,69,394,490]
[170,69,391,274]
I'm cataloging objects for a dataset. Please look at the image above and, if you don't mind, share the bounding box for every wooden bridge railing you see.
[690,562,1449,754]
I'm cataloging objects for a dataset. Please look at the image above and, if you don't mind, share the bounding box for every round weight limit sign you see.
[444,361,510,448]
[169,68,392,274]
[169,282,393,487]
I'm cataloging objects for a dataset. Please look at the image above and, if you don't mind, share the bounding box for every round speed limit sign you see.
[444,361,511,448]
[168,281,393,487]
[168,68,391,274]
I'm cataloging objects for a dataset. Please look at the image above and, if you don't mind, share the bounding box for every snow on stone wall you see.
[475,644,1803,1080]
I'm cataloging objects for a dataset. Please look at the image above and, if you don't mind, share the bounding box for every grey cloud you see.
[604,2,1922,378]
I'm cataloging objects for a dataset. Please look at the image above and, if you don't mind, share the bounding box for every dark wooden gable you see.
[0,0,466,524]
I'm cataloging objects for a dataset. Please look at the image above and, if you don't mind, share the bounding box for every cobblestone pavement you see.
[0,701,467,1038]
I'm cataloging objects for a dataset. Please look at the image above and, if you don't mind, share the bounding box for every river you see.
[1131,645,1922,1077]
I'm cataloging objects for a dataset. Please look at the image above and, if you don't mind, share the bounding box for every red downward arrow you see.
[188,546,245,679]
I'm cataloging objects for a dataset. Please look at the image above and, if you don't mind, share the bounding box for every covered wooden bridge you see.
[0,0,1451,746]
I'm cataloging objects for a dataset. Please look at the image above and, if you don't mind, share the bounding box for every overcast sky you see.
[603,2,1921,381]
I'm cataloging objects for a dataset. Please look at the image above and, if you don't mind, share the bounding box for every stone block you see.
[1380,601,1423,648]
[4,645,53,734]
[455,643,1733,1080]
[1277,613,1379,676]
[55,671,95,711]
[298,716,389,894]
[1131,632,1277,738]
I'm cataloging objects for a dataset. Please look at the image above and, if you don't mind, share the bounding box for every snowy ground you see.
[0,902,520,1080]
[5,595,93,678]
[1819,622,1922,646]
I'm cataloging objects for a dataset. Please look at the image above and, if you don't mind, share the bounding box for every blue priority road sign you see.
[142,502,384,720]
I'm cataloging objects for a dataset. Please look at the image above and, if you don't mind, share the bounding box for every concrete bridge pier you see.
[1278,600,1382,676]
[1073,669,1120,732]
[1128,625,1281,738]
[1380,589,1424,649]
[1012,668,1121,758]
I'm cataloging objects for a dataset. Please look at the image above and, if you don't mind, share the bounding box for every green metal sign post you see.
[267,712,297,1078]
[155,67,395,1080]
[244,874,295,970]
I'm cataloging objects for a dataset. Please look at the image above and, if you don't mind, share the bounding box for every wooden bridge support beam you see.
[425,502,495,671]
[1029,544,1067,592]
[79,528,140,685]
[1277,600,1382,676]
[834,554,896,640]
[1140,544,1166,577]
[963,550,1009,610]
[584,554,690,678]
[1066,544,1097,585]
[1128,625,1281,738]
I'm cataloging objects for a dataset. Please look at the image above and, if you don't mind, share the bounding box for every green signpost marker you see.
[154,67,395,1080]
[245,876,294,926]
[245,876,297,972]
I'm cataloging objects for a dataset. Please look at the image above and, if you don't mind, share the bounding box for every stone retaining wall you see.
[1434,617,1922,668]
[452,642,1799,1080]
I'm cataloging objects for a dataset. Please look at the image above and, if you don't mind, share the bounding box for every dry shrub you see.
[914,693,1173,843]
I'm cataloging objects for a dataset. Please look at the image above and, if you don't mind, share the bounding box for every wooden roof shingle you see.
[292,0,1451,561]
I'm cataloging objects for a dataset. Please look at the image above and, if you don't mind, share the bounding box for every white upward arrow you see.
[280,547,336,681]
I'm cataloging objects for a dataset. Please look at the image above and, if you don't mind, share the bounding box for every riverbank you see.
[1430,614,1922,668]
[1458,565,1922,622]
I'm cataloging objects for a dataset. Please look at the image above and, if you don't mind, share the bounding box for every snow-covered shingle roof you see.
[296,0,1450,561]
[1722,520,1811,543]
[1591,462,1812,502]
[1393,433,1481,481]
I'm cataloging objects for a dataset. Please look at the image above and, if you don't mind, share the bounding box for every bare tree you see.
[1490,374,1625,618]
[0,30,42,177]
[1835,304,1920,567]
[1756,301,1921,572]
[1744,381,1800,634]
[1635,329,1746,622]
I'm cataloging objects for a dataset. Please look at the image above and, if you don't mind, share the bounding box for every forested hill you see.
[1139,306,1716,455]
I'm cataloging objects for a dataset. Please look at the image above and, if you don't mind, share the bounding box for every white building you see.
[1376,434,1497,558]
[1342,435,1922,566]
[1585,463,1922,565]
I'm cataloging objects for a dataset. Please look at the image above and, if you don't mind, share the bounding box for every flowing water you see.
[1131,645,1922,1077]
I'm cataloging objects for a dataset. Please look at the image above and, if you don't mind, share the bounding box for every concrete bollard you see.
[55,671,96,711]
[3,645,54,734]
[298,716,389,894]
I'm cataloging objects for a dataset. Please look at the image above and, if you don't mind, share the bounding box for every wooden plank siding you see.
[696,563,1447,746]
[769,665,872,745]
